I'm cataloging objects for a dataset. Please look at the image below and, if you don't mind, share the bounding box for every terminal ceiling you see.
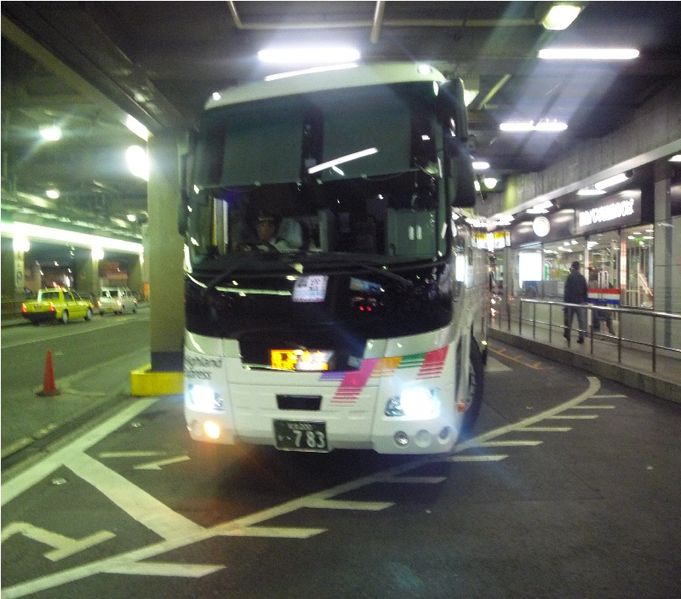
[2,1,681,263]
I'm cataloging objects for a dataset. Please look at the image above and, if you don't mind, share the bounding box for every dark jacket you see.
[564,269,588,304]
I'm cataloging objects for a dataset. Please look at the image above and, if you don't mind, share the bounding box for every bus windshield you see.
[187,82,448,270]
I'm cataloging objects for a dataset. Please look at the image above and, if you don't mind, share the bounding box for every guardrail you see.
[497,297,681,375]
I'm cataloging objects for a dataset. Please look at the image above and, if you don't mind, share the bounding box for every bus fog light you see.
[203,420,221,440]
[415,430,432,448]
[394,431,409,446]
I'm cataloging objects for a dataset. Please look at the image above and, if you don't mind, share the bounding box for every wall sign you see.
[574,193,642,235]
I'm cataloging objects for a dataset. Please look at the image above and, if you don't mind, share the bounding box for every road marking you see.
[2,398,158,506]
[99,451,167,458]
[520,426,572,432]
[455,376,601,452]
[133,455,191,470]
[478,440,543,447]
[219,526,326,539]
[1,522,115,561]
[103,562,223,578]
[1,375,606,598]
[67,453,203,540]
[571,405,615,409]
[448,454,509,462]
[485,356,511,372]
[379,476,447,484]
[591,394,627,398]
[304,499,394,511]
[488,347,546,370]
[547,414,599,420]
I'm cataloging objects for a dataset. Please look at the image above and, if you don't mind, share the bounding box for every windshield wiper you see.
[203,254,300,292]
[301,255,414,288]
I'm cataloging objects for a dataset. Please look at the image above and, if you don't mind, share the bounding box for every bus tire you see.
[462,338,484,432]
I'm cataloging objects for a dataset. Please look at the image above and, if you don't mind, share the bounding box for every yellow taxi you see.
[21,288,94,325]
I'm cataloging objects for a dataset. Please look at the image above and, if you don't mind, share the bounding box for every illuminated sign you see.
[574,194,641,235]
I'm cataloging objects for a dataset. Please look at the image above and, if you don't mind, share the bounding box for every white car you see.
[98,287,137,315]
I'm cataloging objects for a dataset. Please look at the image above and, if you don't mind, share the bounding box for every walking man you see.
[563,260,588,345]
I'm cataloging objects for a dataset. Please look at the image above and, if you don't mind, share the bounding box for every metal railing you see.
[498,297,681,375]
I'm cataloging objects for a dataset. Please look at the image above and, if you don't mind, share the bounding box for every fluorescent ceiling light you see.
[534,120,568,132]
[265,63,358,81]
[39,125,62,141]
[125,115,150,141]
[1,221,143,254]
[258,46,360,65]
[125,145,149,181]
[594,172,631,190]
[669,154,681,163]
[308,147,378,175]
[500,121,534,132]
[538,48,640,60]
[45,188,60,200]
[500,120,568,133]
[542,4,582,30]
[577,187,606,196]
[482,177,498,189]
[472,161,490,171]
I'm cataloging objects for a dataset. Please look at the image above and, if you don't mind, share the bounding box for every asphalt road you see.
[2,339,680,598]
[1,310,150,459]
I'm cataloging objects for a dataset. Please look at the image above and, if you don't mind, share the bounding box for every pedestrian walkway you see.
[490,317,681,404]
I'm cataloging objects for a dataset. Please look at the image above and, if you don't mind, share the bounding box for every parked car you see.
[21,288,94,325]
[98,287,137,315]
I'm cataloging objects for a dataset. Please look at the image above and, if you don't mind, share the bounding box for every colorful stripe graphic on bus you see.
[325,346,449,405]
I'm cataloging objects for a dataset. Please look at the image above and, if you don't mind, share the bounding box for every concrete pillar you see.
[127,254,143,296]
[73,251,99,294]
[147,129,185,370]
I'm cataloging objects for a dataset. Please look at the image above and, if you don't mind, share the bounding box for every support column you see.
[73,250,98,295]
[147,129,185,371]
[652,158,673,348]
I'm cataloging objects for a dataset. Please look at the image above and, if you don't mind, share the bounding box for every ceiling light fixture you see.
[538,48,640,60]
[482,177,499,190]
[577,186,606,196]
[541,4,582,30]
[594,172,632,190]
[472,161,490,171]
[125,145,150,181]
[39,125,62,142]
[45,188,61,200]
[125,115,150,141]
[257,46,360,65]
[499,119,568,133]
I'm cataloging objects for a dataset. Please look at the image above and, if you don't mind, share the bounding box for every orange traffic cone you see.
[37,349,60,396]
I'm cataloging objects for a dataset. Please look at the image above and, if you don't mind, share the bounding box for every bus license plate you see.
[274,420,328,452]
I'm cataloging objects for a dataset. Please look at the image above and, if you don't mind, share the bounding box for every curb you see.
[489,328,681,405]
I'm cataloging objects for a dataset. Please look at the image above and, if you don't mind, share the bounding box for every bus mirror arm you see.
[446,138,476,208]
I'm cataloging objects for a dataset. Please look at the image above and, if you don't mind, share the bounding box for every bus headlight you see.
[385,387,440,419]
[187,383,224,411]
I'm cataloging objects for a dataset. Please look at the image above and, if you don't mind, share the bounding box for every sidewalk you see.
[490,319,681,404]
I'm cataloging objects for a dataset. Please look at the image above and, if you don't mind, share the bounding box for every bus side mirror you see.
[178,131,197,236]
[447,138,476,208]
[436,78,469,140]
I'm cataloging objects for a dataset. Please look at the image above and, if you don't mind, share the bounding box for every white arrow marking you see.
[133,455,191,470]
[448,454,509,462]
[1,522,115,561]
[304,499,394,511]
[479,440,543,447]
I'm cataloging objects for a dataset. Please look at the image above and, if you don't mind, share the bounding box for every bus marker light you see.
[394,431,409,446]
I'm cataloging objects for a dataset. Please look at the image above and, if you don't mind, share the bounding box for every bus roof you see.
[205,62,446,110]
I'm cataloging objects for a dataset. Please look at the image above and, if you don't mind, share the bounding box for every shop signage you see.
[575,194,641,235]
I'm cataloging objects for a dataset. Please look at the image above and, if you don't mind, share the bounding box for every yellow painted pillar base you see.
[130,364,183,396]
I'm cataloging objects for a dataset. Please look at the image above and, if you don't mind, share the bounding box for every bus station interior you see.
[1,2,681,375]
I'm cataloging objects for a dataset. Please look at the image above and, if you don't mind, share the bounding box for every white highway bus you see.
[180,62,489,454]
